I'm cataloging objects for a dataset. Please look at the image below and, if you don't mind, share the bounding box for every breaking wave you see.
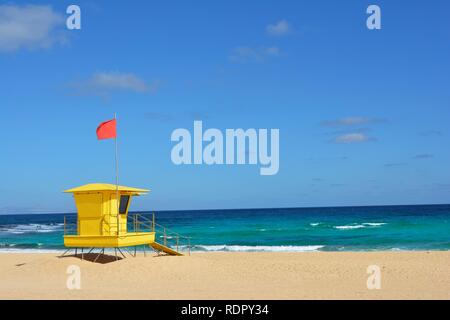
[334,222,387,230]
[0,223,63,235]
[184,245,324,252]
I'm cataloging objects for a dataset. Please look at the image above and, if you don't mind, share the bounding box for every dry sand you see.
[0,251,449,299]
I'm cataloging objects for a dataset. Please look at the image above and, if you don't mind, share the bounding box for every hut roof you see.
[64,183,149,194]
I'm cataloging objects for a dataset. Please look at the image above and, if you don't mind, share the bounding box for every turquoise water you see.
[1,205,449,252]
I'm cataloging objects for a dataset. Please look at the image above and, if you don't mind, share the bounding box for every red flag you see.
[96,119,117,140]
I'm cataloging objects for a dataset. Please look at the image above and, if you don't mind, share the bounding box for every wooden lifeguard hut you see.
[63,183,188,259]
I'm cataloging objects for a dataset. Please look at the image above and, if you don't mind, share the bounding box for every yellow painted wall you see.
[102,192,115,235]
[74,193,103,235]
[73,191,132,236]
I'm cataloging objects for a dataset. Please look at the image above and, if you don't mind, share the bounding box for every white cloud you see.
[0,4,65,52]
[71,72,160,97]
[230,46,280,63]
[334,133,371,144]
[89,73,150,92]
[413,153,434,159]
[321,117,385,127]
[266,20,291,36]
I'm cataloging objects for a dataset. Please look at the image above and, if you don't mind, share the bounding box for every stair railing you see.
[63,215,78,236]
[128,213,191,255]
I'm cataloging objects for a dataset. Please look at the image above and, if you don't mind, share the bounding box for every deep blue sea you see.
[1,205,450,252]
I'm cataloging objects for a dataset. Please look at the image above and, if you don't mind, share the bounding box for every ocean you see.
[1,204,449,252]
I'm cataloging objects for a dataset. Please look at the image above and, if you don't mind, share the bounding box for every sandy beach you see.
[0,251,449,300]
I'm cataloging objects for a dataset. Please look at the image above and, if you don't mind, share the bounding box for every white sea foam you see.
[0,245,325,253]
[183,245,324,252]
[310,223,320,226]
[0,223,63,234]
[334,222,387,230]
[0,248,64,253]
[334,225,366,230]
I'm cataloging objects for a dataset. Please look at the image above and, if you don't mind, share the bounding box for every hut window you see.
[119,195,130,214]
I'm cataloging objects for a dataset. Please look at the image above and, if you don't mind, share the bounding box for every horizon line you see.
[1,202,450,216]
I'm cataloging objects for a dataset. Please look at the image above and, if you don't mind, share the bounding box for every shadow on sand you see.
[58,253,123,264]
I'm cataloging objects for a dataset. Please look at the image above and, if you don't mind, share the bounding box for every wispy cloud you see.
[413,153,434,159]
[144,111,211,122]
[144,112,173,122]
[266,20,291,36]
[322,117,382,144]
[0,4,65,52]
[333,133,372,144]
[384,162,407,167]
[70,72,160,97]
[321,117,386,127]
[420,130,443,137]
[230,46,280,63]
[327,127,371,136]
[330,183,345,187]
[187,111,210,120]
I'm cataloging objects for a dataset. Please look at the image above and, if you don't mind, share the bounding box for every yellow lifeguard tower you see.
[63,183,188,259]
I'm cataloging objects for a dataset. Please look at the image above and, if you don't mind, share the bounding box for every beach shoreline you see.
[0,251,449,300]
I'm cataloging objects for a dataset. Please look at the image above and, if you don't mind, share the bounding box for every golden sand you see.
[0,251,449,299]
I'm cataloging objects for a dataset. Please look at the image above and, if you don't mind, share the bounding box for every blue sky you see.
[1,0,450,213]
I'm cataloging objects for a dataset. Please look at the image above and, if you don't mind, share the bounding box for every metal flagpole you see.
[114,113,120,236]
